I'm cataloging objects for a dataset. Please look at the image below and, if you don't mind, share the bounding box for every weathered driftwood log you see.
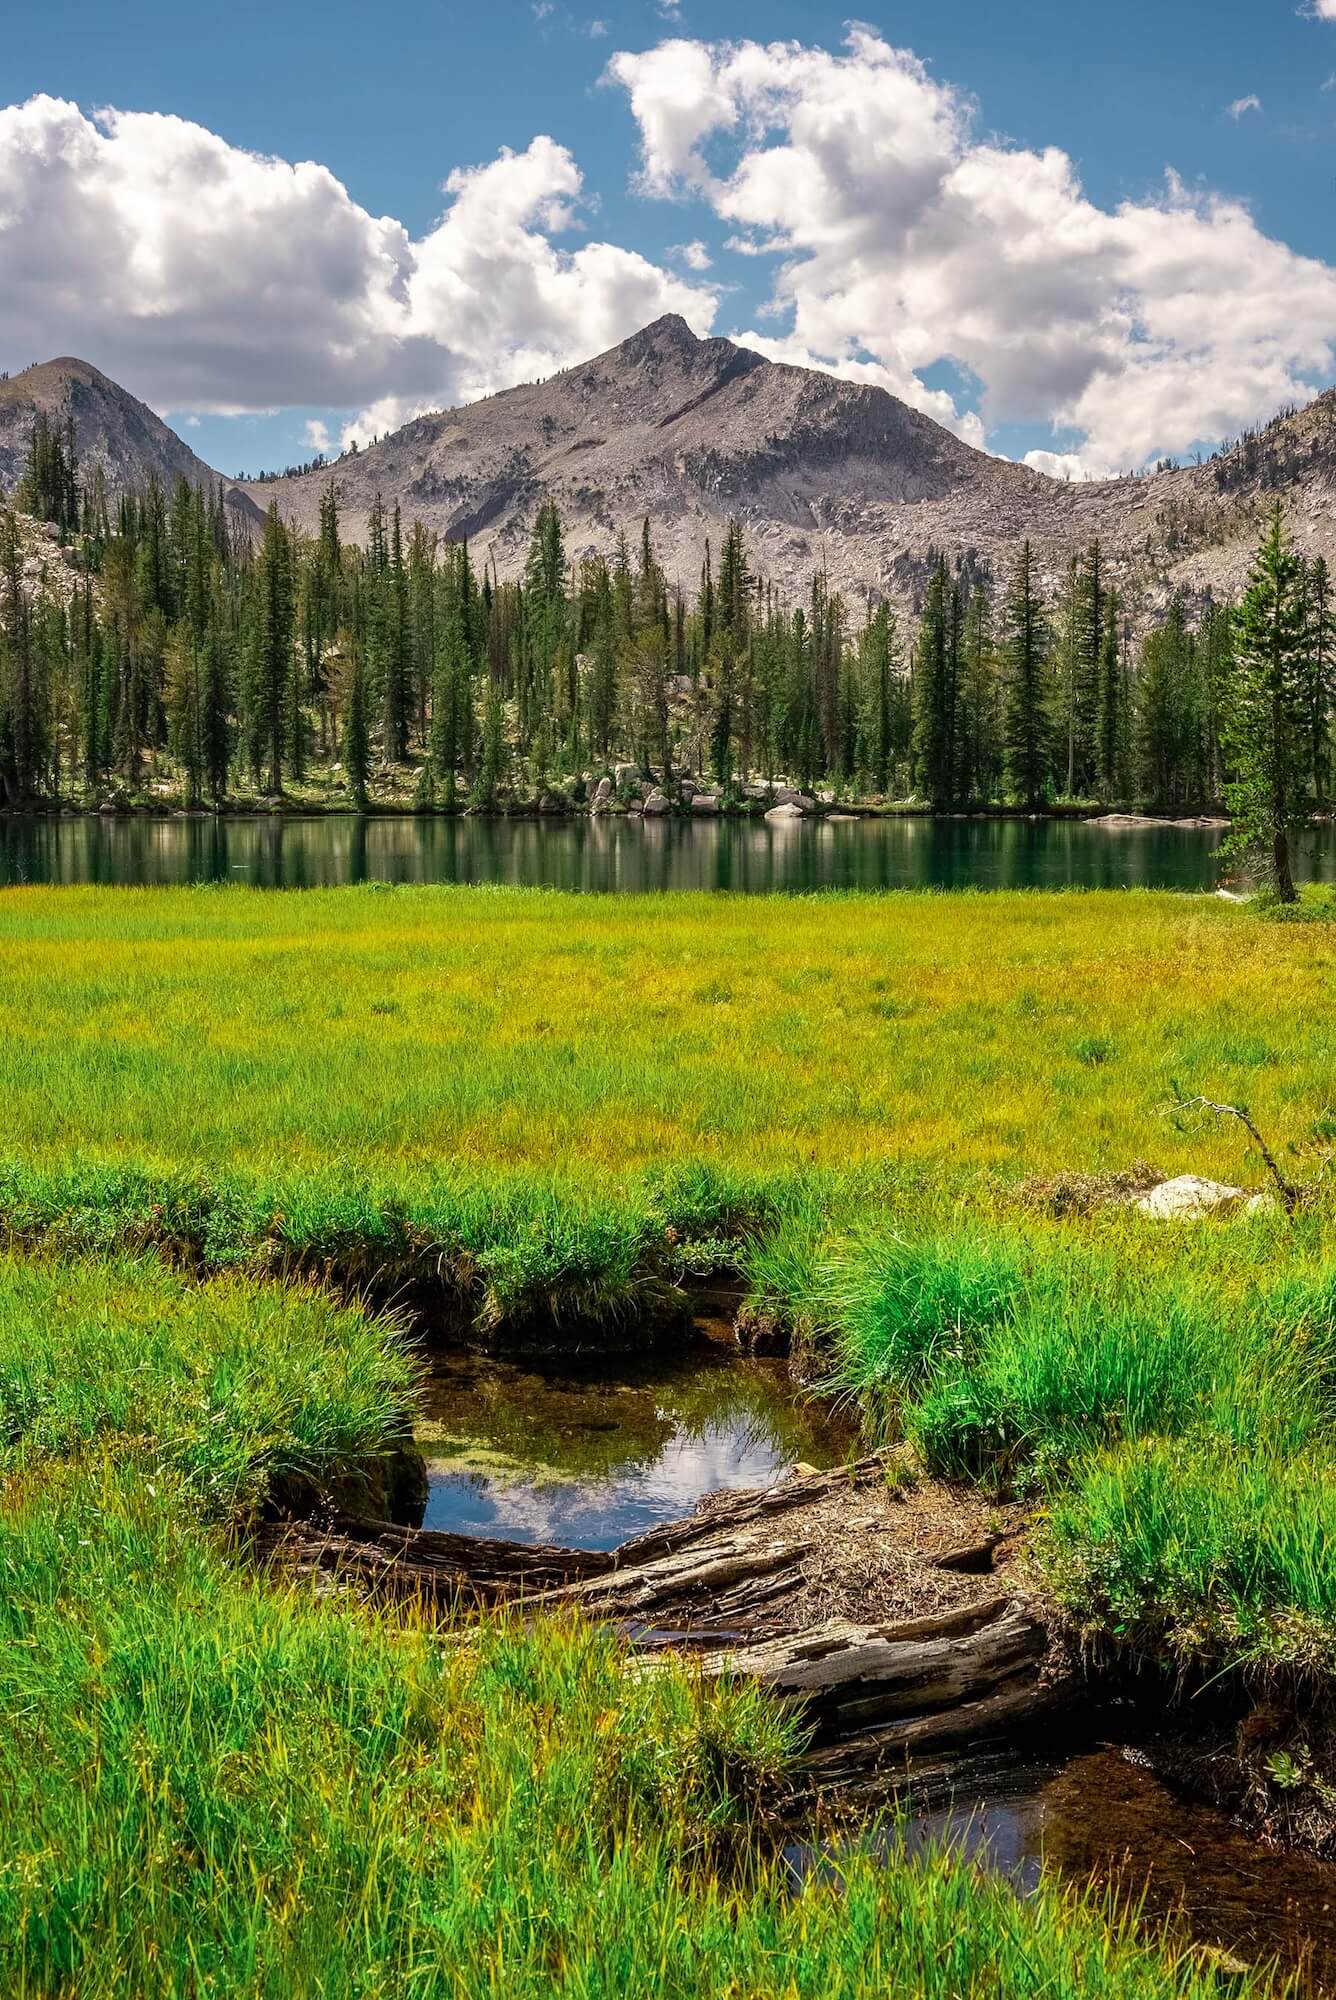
[646,1594,1070,1795]
[256,1511,613,1607]
[640,1596,1046,1736]
[258,1463,1069,1794]
[259,1458,887,1627]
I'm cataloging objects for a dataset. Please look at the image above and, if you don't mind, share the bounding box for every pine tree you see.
[1001,541,1050,809]
[912,560,956,807]
[957,587,1000,804]
[381,505,412,762]
[164,623,203,809]
[1095,589,1126,803]
[251,504,294,794]
[344,653,370,809]
[1221,504,1311,901]
[1304,557,1334,807]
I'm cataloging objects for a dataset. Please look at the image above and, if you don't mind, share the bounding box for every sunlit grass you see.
[0,882,1330,1179]
[0,1261,1269,1999]
[0,883,1332,1328]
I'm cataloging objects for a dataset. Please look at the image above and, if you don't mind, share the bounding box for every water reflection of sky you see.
[425,1417,799,1549]
[418,1351,852,1549]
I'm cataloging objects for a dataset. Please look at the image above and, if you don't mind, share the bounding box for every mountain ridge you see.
[4,322,1336,612]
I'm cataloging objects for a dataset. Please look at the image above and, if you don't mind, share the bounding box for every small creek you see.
[414,1337,1336,1989]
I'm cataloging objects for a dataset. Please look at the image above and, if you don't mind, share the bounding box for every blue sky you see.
[3,0,1335,477]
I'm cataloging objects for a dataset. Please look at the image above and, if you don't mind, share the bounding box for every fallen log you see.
[255,1512,613,1606]
[255,1463,1069,1798]
[640,1596,1047,1739]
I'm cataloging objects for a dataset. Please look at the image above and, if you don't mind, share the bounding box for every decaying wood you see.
[259,1454,1070,1796]
[256,1511,613,1607]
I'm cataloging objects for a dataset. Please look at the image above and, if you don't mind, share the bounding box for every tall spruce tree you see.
[1002,540,1050,809]
[1221,504,1311,902]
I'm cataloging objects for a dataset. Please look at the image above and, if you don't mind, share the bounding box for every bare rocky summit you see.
[5,322,1336,614]
[0,357,262,528]
[243,315,1336,613]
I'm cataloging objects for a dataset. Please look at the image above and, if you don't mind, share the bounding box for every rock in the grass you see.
[691,792,720,814]
[1136,1175,1247,1220]
[774,787,817,813]
[613,763,640,790]
[590,776,613,810]
[766,802,806,822]
[642,789,670,816]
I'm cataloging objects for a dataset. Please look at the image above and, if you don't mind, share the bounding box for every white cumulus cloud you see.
[0,95,715,438]
[1227,94,1262,118]
[607,29,1336,471]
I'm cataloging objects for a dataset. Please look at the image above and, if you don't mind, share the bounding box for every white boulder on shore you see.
[1136,1175,1276,1220]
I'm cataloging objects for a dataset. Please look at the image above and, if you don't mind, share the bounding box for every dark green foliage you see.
[1002,540,1051,808]
[0,462,1329,821]
[1222,505,1312,901]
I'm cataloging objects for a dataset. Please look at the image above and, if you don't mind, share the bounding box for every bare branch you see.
[1169,1085,1300,1215]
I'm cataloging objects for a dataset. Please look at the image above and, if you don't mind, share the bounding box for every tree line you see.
[0,415,1331,878]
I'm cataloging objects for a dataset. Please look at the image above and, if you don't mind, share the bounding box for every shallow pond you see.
[414,1339,856,1551]
[414,1338,1336,1988]
[5,810,1336,891]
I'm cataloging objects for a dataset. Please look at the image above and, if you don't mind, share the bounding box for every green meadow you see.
[1,882,1334,1993]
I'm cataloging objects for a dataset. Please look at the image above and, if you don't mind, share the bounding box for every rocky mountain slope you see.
[5,325,1335,613]
[0,357,262,528]
[243,316,1336,611]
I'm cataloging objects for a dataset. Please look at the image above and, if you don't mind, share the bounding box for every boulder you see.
[1136,1175,1247,1220]
[766,802,805,823]
[642,789,670,816]
[591,776,613,807]
[613,763,640,790]
[691,793,720,814]
[774,787,817,813]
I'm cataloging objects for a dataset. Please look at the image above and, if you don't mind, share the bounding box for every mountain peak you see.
[595,312,710,369]
[0,355,262,523]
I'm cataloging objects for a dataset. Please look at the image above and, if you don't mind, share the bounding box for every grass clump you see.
[0,1253,416,1514]
[1044,1438,1336,1674]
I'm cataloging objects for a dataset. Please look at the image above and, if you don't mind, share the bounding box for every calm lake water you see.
[3,811,1336,891]
[415,1341,855,1551]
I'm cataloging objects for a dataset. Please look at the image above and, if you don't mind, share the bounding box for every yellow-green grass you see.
[0,883,1332,1322]
[0,882,1330,1177]
[0,1258,1269,2000]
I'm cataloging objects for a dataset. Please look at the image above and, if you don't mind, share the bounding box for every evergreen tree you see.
[343,653,370,810]
[1221,504,1311,902]
[251,504,294,794]
[1304,556,1334,807]
[1001,541,1050,809]
[912,560,956,807]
